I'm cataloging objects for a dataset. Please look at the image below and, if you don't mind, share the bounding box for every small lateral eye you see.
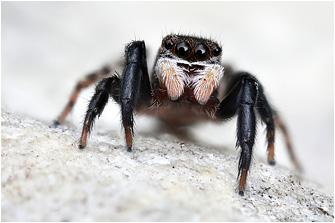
[164,38,174,50]
[175,41,191,58]
[212,45,222,57]
[194,43,210,61]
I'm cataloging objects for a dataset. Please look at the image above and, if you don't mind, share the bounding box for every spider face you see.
[155,35,224,105]
[160,34,222,62]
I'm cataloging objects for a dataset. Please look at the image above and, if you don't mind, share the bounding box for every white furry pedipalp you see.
[192,64,224,105]
[155,57,224,104]
[155,58,189,100]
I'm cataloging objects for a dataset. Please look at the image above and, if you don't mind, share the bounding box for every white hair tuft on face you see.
[192,64,224,105]
[155,58,189,100]
[155,57,224,104]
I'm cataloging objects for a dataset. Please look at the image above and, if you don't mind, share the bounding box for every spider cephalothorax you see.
[54,34,301,196]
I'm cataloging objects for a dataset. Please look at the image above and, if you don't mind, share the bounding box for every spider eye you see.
[194,43,210,61]
[175,41,191,58]
[212,45,222,57]
[164,38,174,50]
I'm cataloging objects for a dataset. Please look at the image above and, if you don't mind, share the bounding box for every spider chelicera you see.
[54,34,301,196]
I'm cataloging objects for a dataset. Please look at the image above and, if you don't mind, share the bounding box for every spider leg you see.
[54,66,112,126]
[257,83,302,170]
[274,114,302,170]
[120,41,151,152]
[77,41,151,150]
[216,72,259,196]
[79,76,121,149]
[255,84,276,166]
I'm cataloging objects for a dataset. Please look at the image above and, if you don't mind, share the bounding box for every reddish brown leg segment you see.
[267,130,275,165]
[238,168,248,196]
[274,115,302,171]
[124,126,133,152]
[79,119,91,149]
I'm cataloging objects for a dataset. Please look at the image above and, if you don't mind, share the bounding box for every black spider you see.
[54,34,301,196]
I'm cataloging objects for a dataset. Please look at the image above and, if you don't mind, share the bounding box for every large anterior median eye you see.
[194,43,210,61]
[175,41,191,58]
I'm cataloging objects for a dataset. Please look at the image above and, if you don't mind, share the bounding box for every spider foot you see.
[53,120,60,127]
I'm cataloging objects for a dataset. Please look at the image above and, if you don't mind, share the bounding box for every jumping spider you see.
[54,34,301,196]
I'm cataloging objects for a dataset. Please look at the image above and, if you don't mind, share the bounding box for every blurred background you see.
[2,2,333,194]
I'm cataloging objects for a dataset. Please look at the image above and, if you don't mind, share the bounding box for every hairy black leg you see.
[54,66,112,126]
[255,84,276,166]
[236,76,258,196]
[256,83,301,170]
[216,74,245,119]
[79,76,120,149]
[216,72,258,196]
[120,41,151,152]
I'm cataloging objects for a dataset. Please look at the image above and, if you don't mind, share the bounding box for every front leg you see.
[120,41,151,152]
[216,73,259,196]
[236,76,258,196]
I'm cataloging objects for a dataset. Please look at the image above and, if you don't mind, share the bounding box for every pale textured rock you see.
[1,110,334,221]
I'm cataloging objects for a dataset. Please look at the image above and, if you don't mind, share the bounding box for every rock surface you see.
[1,110,334,221]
